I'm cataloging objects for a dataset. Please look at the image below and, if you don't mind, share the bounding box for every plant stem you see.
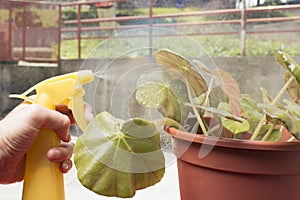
[206,124,220,136]
[272,76,295,104]
[250,76,295,141]
[121,137,133,152]
[186,80,208,135]
[262,123,276,141]
[153,118,183,130]
[250,115,266,141]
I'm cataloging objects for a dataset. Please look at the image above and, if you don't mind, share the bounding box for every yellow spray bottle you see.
[9,70,94,200]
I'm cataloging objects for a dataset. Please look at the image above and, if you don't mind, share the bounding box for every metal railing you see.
[1,0,300,63]
[61,1,300,58]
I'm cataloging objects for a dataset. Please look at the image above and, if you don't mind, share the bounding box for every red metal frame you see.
[60,1,300,58]
[58,4,62,64]
[1,0,60,63]
[8,1,13,60]
[2,0,300,62]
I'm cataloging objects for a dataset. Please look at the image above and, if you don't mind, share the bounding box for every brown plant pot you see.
[166,126,300,200]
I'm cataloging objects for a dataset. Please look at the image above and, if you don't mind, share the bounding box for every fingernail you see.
[62,160,72,171]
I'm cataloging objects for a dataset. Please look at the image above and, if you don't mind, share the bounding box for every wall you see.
[1,56,299,116]
[0,61,79,116]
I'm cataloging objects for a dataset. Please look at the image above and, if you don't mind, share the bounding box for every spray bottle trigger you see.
[68,90,88,131]
[69,70,94,131]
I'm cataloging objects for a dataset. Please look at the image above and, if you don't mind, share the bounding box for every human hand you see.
[0,103,93,184]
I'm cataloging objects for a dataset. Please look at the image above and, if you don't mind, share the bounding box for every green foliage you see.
[246,36,300,56]
[118,7,198,16]
[0,9,8,23]
[137,49,300,141]
[218,102,250,135]
[213,10,288,21]
[60,35,300,59]
[62,8,98,21]
[74,48,300,199]
[194,35,242,56]
[60,39,104,59]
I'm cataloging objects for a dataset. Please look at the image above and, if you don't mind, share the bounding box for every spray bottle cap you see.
[9,70,94,131]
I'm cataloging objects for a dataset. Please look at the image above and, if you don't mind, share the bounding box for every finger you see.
[59,159,73,173]
[56,104,75,124]
[56,103,94,125]
[47,142,74,163]
[26,104,71,142]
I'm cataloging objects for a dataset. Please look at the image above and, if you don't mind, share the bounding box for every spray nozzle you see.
[9,70,94,131]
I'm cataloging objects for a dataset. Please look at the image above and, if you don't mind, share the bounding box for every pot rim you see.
[165,126,300,151]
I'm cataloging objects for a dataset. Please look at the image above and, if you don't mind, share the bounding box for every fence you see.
[61,1,300,58]
[1,0,300,63]
[0,0,60,63]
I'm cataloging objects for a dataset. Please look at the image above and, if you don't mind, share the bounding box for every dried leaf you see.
[214,69,242,116]
[155,49,208,97]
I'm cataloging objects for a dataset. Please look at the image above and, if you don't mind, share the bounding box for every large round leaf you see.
[74,112,165,198]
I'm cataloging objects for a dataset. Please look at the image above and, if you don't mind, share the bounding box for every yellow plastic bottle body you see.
[9,70,94,200]
[22,93,65,200]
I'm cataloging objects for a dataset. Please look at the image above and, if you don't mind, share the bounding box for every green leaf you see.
[192,92,207,105]
[209,85,228,108]
[276,51,300,83]
[155,49,208,97]
[241,96,263,123]
[284,72,300,105]
[283,99,300,120]
[74,112,165,198]
[189,102,244,123]
[136,71,190,122]
[218,102,250,134]
[222,118,250,135]
[258,103,288,122]
[254,125,281,142]
[258,103,300,139]
[187,102,250,134]
[260,87,273,104]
